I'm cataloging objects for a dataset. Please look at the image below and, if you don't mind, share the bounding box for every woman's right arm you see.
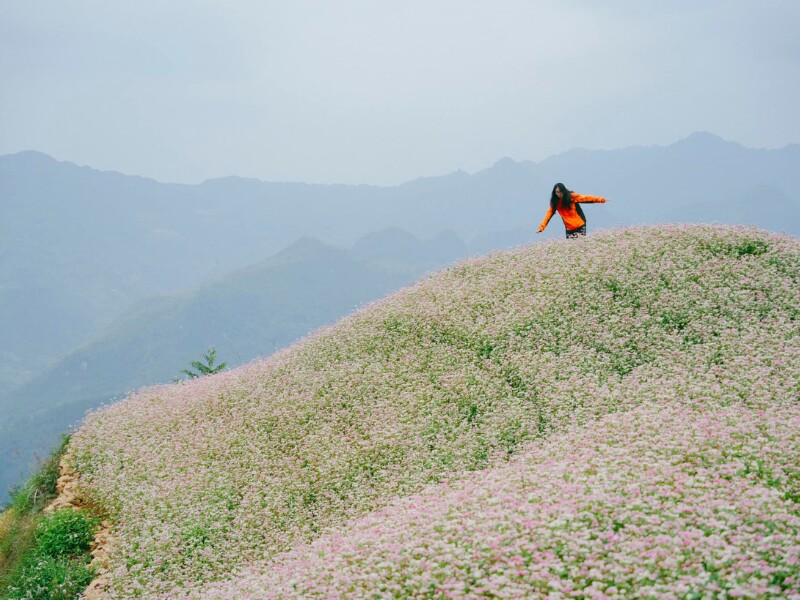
[537,206,555,232]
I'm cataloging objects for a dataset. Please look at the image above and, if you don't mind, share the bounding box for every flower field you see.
[68,225,800,598]
[199,402,800,599]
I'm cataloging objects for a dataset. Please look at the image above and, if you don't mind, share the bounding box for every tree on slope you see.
[180,347,228,379]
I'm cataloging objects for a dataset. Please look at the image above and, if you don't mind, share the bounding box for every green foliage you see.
[732,239,770,257]
[180,346,228,380]
[0,509,37,585]
[1,435,71,590]
[8,436,70,515]
[476,339,494,359]
[701,238,770,258]
[660,310,690,332]
[0,435,98,599]
[0,511,98,599]
[2,552,95,600]
[35,510,98,559]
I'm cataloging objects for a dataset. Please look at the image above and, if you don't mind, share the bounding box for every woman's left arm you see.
[572,193,606,204]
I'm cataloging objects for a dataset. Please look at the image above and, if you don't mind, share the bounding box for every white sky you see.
[1,0,798,185]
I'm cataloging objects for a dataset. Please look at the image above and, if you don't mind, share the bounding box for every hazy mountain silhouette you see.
[352,227,467,266]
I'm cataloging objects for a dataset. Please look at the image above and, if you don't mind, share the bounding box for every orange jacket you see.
[538,192,606,232]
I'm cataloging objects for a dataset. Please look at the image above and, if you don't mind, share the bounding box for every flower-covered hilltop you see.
[68,225,800,598]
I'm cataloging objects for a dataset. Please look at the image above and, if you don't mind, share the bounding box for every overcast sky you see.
[1,0,798,185]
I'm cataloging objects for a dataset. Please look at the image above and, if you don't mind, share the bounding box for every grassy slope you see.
[202,402,800,598]
[0,436,98,599]
[68,225,800,597]
[0,235,427,507]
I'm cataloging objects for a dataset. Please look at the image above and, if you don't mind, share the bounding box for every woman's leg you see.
[565,225,587,239]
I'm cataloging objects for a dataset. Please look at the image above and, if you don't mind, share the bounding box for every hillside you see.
[66,225,800,597]
[0,230,462,503]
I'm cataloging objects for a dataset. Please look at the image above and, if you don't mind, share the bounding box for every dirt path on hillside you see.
[46,452,115,600]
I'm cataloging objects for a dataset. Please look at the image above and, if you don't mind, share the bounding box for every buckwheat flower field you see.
[200,402,800,599]
[68,225,800,598]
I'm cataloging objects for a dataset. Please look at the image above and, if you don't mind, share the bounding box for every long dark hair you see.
[550,182,572,211]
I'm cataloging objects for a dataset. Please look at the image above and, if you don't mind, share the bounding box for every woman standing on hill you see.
[537,183,607,238]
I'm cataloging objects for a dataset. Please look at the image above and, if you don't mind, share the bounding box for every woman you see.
[537,183,607,238]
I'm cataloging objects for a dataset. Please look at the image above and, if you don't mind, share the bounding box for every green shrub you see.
[0,511,98,599]
[35,510,98,559]
[0,436,98,600]
[2,553,94,600]
[2,435,71,587]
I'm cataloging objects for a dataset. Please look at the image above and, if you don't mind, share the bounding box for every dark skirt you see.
[565,225,586,239]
